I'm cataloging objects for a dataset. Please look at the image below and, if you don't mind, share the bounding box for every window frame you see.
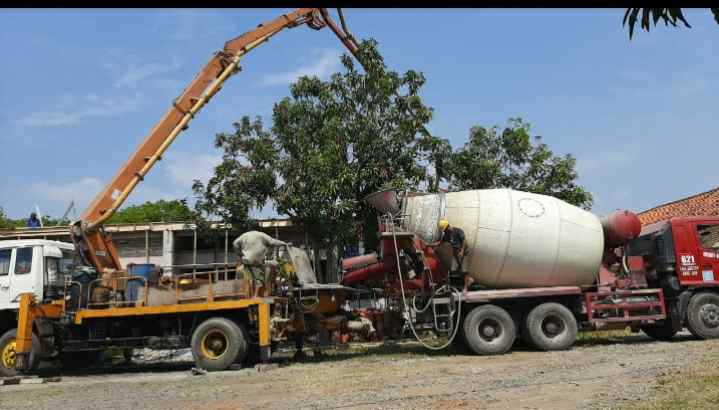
[0,248,11,276]
[696,223,719,251]
[13,246,34,275]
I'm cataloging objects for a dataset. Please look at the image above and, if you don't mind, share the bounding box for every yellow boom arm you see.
[70,8,362,273]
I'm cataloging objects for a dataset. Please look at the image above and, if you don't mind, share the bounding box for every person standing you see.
[26,212,41,228]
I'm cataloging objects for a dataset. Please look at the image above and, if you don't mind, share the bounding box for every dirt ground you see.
[1,332,716,410]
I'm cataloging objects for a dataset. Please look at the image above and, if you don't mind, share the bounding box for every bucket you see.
[125,263,159,302]
[364,189,402,216]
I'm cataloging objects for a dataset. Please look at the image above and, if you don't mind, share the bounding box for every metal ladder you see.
[431,293,457,333]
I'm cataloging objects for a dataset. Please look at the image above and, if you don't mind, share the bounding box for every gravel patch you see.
[1,332,716,410]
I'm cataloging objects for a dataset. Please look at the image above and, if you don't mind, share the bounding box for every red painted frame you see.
[585,288,666,325]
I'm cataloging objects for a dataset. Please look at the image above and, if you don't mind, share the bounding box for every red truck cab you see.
[627,216,719,339]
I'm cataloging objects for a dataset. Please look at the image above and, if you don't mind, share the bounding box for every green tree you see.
[194,39,436,258]
[0,207,17,229]
[447,118,593,209]
[623,8,719,39]
[108,199,195,224]
[192,116,276,233]
[418,135,453,193]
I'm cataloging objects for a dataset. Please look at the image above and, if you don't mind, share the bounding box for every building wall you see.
[0,220,340,283]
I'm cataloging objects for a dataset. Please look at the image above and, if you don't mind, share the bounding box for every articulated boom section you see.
[72,8,362,274]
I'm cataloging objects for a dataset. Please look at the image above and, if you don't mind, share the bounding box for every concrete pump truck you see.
[0,8,367,377]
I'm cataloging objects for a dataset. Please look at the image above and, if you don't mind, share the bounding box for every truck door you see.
[9,246,39,304]
[694,222,719,284]
[673,222,703,284]
[0,249,11,307]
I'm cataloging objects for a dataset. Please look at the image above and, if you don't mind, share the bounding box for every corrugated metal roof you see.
[0,218,295,238]
[638,187,719,225]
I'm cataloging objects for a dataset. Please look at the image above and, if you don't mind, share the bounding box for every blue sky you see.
[1,8,717,220]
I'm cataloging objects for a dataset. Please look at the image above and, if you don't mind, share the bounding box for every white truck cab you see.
[0,239,75,310]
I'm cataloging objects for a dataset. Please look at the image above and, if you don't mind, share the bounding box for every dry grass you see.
[623,351,719,410]
[576,329,633,345]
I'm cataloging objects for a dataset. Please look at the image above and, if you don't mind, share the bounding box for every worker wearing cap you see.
[432,219,475,293]
[433,219,467,271]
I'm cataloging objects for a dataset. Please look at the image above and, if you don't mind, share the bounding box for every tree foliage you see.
[108,199,195,224]
[0,207,15,229]
[192,117,275,233]
[0,208,70,228]
[623,8,719,39]
[446,119,593,209]
[194,39,434,250]
[196,40,593,258]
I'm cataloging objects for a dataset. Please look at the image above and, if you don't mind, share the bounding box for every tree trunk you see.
[312,242,323,283]
[326,238,337,283]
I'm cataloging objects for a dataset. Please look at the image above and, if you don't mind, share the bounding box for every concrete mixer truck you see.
[341,188,719,355]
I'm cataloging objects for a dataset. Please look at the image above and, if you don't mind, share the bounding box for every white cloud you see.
[13,49,183,129]
[165,152,222,189]
[100,50,182,90]
[112,60,181,89]
[28,177,104,211]
[15,93,141,128]
[260,49,341,87]
[15,111,81,127]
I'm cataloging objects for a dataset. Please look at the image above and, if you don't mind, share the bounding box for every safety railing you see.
[62,262,252,309]
[86,275,149,309]
[173,265,246,303]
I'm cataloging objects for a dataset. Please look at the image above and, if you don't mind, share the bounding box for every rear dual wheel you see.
[462,304,516,355]
[191,317,249,371]
[523,303,578,351]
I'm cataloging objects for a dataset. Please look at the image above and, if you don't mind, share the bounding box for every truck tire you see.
[523,303,578,351]
[641,321,677,341]
[462,304,516,355]
[241,343,260,367]
[191,317,248,371]
[59,351,103,371]
[0,329,40,377]
[686,292,719,340]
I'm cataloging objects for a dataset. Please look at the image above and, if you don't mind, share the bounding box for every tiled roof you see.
[638,187,719,225]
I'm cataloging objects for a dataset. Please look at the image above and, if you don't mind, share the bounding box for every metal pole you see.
[224,228,229,265]
[193,226,197,274]
[145,229,150,263]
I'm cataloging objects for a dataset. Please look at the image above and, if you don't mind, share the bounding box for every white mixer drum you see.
[402,189,604,288]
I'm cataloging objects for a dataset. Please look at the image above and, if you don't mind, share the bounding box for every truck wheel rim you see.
[699,304,719,328]
[542,315,565,338]
[1,340,16,369]
[478,319,502,341]
[200,330,228,359]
